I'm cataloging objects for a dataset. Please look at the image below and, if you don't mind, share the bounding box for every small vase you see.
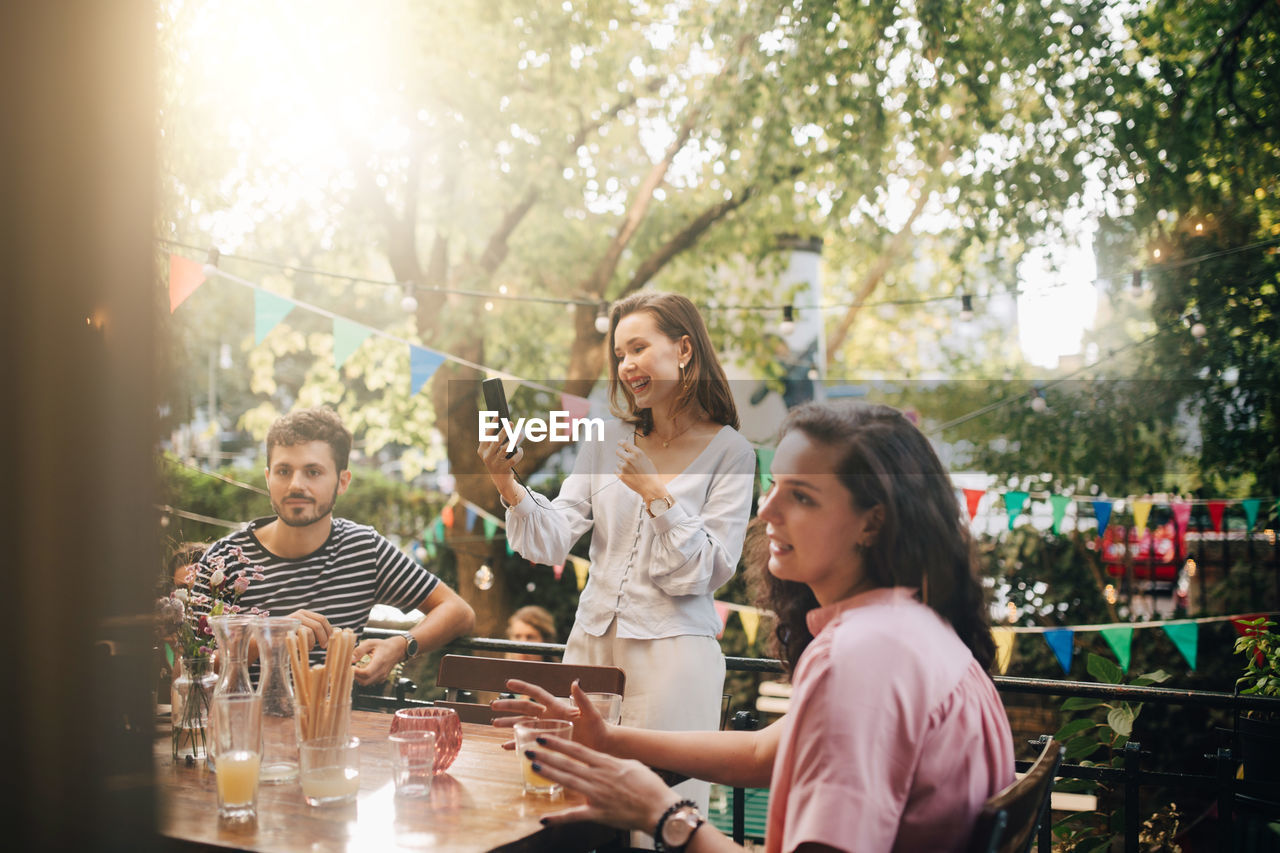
[172,655,217,762]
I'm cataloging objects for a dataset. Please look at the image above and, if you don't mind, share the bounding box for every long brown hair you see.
[753,402,995,674]
[605,292,738,434]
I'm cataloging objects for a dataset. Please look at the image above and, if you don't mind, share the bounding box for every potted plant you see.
[1233,616,1280,785]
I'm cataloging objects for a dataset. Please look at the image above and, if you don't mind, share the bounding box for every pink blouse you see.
[764,587,1014,853]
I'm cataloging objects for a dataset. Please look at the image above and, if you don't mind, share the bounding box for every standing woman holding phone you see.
[478,291,755,825]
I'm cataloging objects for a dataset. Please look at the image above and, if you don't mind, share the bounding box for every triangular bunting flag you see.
[1133,499,1152,532]
[1004,491,1029,531]
[963,489,984,523]
[1044,628,1074,674]
[254,289,295,344]
[410,346,446,396]
[1099,626,1134,673]
[505,538,514,556]
[1242,499,1261,531]
[560,393,591,427]
[992,628,1015,675]
[1171,500,1192,548]
[464,507,477,533]
[714,601,730,639]
[572,556,589,591]
[553,564,564,580]
[483,518,497,540]
[432,518,445,541]
[740,609,760,647]
[333,317,373,369]
[1207,500,1227,532]
[168,253,206,313]
[441,505,454,529]
[1049,495,1072,534]
[501,377,522,404]
[756,448,775,492]
[1162,621,1198,670]
[1092,500,1113,536]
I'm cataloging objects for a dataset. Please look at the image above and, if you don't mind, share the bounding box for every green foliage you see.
[1052,654,1172,851]
[1234,616,1280,698]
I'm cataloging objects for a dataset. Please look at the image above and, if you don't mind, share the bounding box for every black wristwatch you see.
[654,800,705,852]
[399,632,419,660]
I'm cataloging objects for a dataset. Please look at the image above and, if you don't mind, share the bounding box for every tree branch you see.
[824,186,931,365]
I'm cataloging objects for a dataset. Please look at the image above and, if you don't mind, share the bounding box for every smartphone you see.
[481,378,518,458]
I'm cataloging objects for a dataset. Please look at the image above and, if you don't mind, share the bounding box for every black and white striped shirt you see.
[194,517,439,665]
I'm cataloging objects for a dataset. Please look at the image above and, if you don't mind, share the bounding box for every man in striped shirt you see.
[195,407,474,686]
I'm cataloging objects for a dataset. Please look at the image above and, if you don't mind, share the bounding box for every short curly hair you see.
[266,407,353,471]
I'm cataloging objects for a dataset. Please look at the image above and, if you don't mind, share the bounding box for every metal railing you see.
[361,630,1280,851]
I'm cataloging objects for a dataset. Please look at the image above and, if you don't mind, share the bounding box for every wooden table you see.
[156,710,621,852]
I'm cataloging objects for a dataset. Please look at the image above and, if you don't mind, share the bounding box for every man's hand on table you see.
[287,609,336,652]
[351,636,406,685]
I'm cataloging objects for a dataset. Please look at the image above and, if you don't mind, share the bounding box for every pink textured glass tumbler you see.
[389,707,462,774]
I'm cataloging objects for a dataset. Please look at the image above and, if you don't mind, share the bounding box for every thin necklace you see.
[651,417,697,448]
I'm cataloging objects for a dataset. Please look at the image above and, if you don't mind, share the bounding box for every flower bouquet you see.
[156,545,265,761]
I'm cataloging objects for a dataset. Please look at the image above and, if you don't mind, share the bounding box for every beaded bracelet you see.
[653,799,699,852]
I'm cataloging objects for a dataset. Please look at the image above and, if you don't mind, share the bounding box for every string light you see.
[959,293,974,321]
[158,236,1280,316]
[473,563,495,591]
[400,282,418,314]
[779,305,796,336]
[1183,558,1197,578]
[1029,389,1048,413]
[1104,584,1117,604]
[203,246,221,279]
[594,303,610,335]
[1130,270,1143,295]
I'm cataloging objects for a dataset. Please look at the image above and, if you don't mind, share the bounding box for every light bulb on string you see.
[474,563,495,591]
[413,545,428,562]
[1029,389,1048,413]
[594,303,610,335]
[400,282,419,314]
[1190,322,1206,338]
[202,246,221,280]
[959,294,974,322]
[779,305,796,336]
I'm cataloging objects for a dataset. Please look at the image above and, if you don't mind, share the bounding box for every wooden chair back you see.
[434,654,626,724]
[968,736,1064,853]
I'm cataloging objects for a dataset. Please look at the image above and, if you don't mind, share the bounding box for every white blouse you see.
[505,419,756,640]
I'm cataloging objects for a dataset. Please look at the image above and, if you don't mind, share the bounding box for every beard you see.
[272,483,340,528]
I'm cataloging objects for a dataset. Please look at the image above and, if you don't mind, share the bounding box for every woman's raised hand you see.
[614,437,662,499]
[490,679,611,753]
[476,440,525,505]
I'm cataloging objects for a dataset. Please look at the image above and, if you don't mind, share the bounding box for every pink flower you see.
[209,569,225,587]
[233,575,251,594]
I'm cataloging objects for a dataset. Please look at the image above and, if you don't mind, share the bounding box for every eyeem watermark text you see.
[479,411,605,452]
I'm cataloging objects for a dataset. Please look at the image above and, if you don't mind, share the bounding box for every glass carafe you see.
[209,615,257,768]
[254,617,302,783]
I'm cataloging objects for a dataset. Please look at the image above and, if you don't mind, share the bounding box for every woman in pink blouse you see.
[502,402,1014,853]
